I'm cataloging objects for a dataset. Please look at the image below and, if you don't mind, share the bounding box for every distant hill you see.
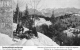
[28,8,43,15]
[54,8,80,17]
[23,8,80,17]
[41,8,80,17]
[41,8,53,17]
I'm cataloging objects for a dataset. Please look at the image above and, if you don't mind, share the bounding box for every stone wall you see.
[0,0,13,37]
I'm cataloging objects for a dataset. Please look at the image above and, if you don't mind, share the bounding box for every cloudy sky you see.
[13,0,80,11]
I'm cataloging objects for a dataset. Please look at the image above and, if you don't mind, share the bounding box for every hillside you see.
[12,32,59,46]
[0,31,59,46]
[41,8,80,17]
[0,33,15,46]
[0,23,59,46]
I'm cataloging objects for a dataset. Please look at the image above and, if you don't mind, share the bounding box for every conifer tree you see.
[24,4,29,17]
[13,4,20,23]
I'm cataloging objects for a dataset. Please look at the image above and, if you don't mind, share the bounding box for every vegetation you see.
[13,4,80,46]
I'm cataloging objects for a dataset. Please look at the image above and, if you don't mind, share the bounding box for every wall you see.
[0,0,13,37]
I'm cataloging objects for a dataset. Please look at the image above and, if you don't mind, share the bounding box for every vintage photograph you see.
[0,0,80,46]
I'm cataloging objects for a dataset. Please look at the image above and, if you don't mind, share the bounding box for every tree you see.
[19,12,22,21]
[27,0,42,25]
[51,10,54,18]
[24,4,29,16]
[13,4,20,23]
[50,10,55,23]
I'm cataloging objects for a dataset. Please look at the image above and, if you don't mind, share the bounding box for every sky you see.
[13,0,80,11]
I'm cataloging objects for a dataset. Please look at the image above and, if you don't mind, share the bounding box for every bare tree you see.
[26,0,42,37]
[26,0,42,26]
[27,0,42,10]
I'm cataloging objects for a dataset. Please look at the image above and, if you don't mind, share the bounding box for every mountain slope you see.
[12,32,59,46]
[0,23,59,46]
[0,33,15,46]
[41,8,80,17]
[12,23,58,46]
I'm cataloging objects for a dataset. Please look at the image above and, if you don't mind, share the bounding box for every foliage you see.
[13,4,20,23]
[13,4,80,46]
